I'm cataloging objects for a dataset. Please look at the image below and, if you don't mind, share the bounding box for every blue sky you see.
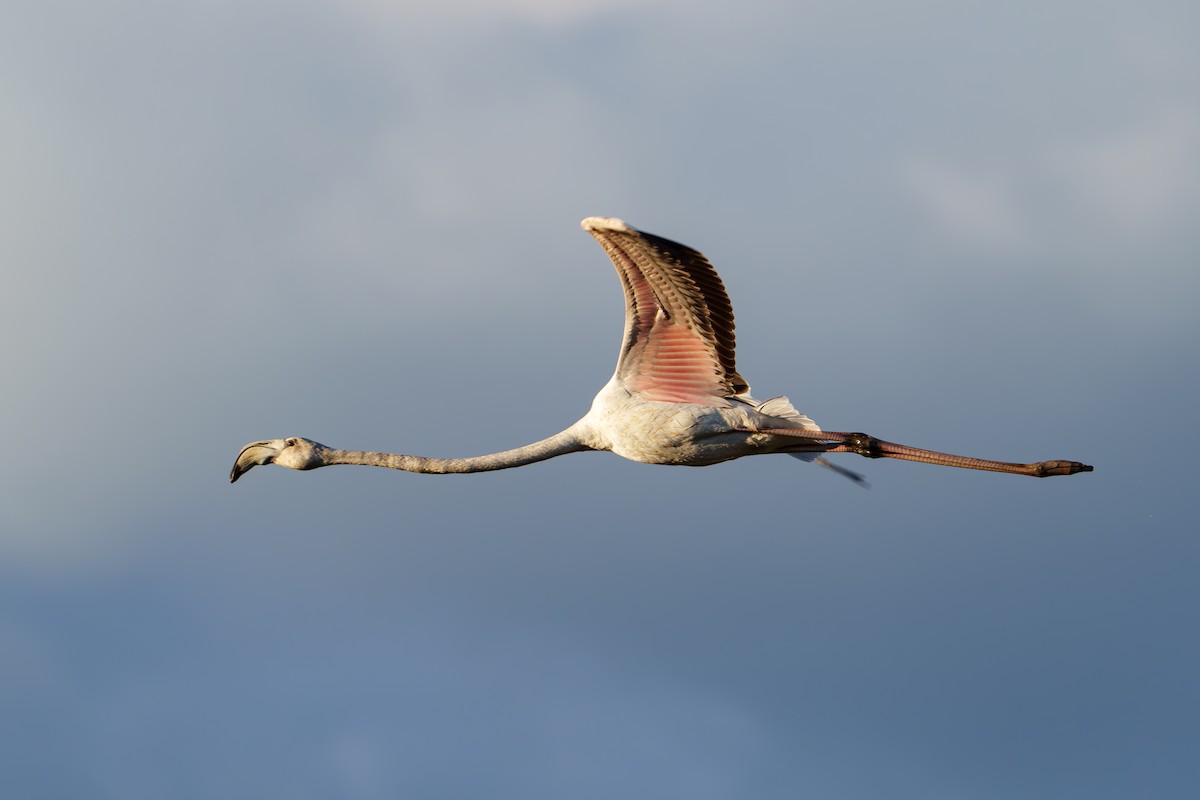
[3,1,1198,797]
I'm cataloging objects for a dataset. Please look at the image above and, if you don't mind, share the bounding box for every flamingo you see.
[231,217,1092,484]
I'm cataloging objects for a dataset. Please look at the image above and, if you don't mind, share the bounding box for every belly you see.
[583,390,771,466]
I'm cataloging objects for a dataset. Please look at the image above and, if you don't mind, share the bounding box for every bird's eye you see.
[285,438,296,447]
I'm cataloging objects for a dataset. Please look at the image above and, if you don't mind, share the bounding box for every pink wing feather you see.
[582,217,749,405]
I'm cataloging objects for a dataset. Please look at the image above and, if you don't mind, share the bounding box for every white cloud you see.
[335,0,685,29]
[899,104,1200,257]
[899,157,1029,251]
[1051,107,1199,232]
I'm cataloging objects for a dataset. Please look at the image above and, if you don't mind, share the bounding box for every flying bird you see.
[231,217,1092,484]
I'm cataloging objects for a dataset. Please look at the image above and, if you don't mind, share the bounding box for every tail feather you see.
[755,395,820,430]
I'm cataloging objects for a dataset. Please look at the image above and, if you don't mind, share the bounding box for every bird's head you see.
[230,437,330,483]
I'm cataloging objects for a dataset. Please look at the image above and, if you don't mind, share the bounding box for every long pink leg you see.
[759,428,1093,478]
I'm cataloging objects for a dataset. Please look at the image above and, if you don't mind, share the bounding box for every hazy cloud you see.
[2,1,1197,797]
[1055,106,1198,231]
[901,157,1030,250]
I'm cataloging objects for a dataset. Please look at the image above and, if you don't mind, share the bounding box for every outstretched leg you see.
[761,428,1093,478]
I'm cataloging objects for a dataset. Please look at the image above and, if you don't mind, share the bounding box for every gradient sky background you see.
[3,1,1198,797]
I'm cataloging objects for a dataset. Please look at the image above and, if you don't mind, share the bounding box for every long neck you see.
[320,426,594,474]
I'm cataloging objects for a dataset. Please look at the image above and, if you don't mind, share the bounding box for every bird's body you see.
[581,376,813,466]
[232,217,1091,483]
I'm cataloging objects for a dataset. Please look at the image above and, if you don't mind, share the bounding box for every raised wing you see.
[582,217,749,404]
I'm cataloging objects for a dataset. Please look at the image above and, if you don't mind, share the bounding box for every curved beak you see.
[230,440,285,483]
